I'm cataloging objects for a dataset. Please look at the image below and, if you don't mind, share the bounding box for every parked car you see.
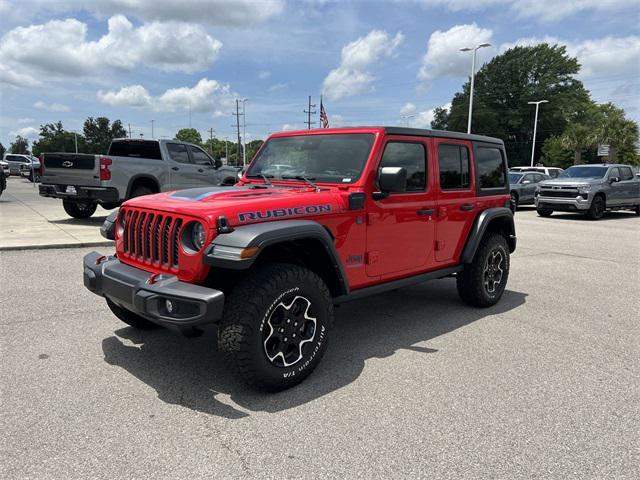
[84,126,516,391]
[0,159,9,176]
[39,139,241,219]
[511,166,564,178]
[3,154,37,176]
[508,171,549,211]
[535,164,640,219]
[19,158,41,182]
[0,166,6,197]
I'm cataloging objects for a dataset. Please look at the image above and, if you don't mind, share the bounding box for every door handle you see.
[416,208,435,216]
[172,167,179,171]
[460,203,475,211]
[198,168,204,173]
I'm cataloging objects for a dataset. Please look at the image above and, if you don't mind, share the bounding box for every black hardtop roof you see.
[383,127,504,145]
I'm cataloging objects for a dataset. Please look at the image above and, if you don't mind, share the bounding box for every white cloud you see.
[98,78,237,117]
[418,23,494,85]
[18,118,35,124]
[269,83,288,92]
[0,65,42,88]
[281,124,297,131]
[33,101,71,112]
[399,102,451,128]
[0,15,222,86]
[258,71,271,80]
[9,126,39,138]
[2,0,283,27]
[323,30,404,101]
[415,0,638,22]
[400,102,417,116]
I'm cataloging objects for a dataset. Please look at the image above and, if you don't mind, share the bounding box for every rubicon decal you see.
[238,204,332,222]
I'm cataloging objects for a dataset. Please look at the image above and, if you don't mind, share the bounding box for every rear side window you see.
[619,167,633,181]
[167,143,191,164]
[477,147,506,189]
[108,141,162,160]
[438,144,470,190]
[379,142,427,192]
[549,170,560,178]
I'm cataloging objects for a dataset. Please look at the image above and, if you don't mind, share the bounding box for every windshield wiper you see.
[245,173,274,186]
[282,175,319,190]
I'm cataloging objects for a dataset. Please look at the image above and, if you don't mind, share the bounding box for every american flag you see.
[320,96,329,128]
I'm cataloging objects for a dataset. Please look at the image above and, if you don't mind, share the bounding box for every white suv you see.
[510,166,564,178]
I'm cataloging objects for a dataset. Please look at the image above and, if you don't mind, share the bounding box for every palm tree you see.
[594,103,639,163]
[561,123,594,165]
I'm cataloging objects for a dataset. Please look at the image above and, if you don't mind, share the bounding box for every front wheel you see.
[218,264,333,391]
[586,195,605,220]
[457,233,510,308]
[537,207,553,217]
[63,199,97,219]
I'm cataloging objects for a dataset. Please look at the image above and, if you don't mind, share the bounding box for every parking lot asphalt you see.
[1,208,639,479]
[0,176,111,250]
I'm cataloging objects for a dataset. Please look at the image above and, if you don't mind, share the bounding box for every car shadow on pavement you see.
[101,278,527,419]
[49,216,108,225]
[544,211,638,221]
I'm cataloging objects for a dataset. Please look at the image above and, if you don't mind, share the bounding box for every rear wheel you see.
[537,207,553,217]
[457,233,510,308]
[63,199,97,219]
[586,195,605,220]
[106,298,159,330]
[635,205,640,216]
[218,263,333,391]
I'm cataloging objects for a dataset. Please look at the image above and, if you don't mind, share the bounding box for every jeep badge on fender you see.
[83,126,516,391]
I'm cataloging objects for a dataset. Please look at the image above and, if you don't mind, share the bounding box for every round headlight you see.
[191,222,206,251]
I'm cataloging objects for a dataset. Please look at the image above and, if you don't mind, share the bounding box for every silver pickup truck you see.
[535,163,640,220]
[39,138,240,218]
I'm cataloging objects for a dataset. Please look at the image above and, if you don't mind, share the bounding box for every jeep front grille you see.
[120,208,184,270]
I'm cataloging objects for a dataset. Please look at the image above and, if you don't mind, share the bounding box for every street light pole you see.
[528,100,549,166]
[241,98,248,167]
[460,43,491,134]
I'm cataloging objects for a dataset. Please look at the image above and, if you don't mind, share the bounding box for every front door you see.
[365,137,436,278]
[165,142,204,190]
[187,145,218,186]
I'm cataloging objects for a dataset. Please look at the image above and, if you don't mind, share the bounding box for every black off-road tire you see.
[63,199,97,219]
[635,205,640,216]
[130,185,153,199]
[221,177,236,186]
[457,233,510,308]
[510,192,518,213]
[586,195,605,220]
[218,263,333,391]
[537,207,553,217]
[0,172,6,197]
[106,297,159,330]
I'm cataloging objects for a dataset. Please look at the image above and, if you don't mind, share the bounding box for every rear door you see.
[365,136,436,278]
[41,153,100,186]
[433,140,476,263]
[617,166,639,205]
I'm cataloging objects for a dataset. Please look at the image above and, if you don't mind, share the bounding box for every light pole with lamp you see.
[241,98,248,167]
[528,100,548,166]
[460,43,491,134]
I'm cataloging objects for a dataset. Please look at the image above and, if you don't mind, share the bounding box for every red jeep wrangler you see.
[84,127,516,390]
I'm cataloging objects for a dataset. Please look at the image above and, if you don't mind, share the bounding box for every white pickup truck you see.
[39,138,240,218]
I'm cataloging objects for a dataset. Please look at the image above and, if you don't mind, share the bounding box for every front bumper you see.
[83,252,224,330]
[40,184,120,203]
[535,195,591,211]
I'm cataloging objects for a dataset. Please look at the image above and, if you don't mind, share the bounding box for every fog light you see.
[165,299,174,314]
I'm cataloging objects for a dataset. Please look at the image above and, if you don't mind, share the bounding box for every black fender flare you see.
[125,174,160,199]
[460,207,516,264]
[203,219,349,296]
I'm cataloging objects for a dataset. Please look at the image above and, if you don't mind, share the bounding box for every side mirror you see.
[374,167,406,199]
[213,158,223,169]
[609,176,620,183]
[522,180,532,185]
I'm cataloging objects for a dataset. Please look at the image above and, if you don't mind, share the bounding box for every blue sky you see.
[1,0,638,150]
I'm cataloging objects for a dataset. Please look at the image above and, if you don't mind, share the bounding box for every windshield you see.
[508,173,523,184]
[560,166,608,179]
[246,134,375,183]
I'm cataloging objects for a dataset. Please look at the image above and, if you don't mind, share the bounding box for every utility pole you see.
[528,100,549,166]
[225,136,229,163]
[73,131,78,153]
[400,114,415,127]
[241,98,248,167]
[304,96,316,129]
[460,43,491,134]
[150,120,155,138]
[233,99,243,166]
[208,128,215,155]
[128,123,132,138]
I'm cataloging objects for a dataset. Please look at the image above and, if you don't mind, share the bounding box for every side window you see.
[167,143,191,164]
[379,142,426,192]
[477,147,506,189]
[438,144,470,190]
[549,170,559,178]
[620,167,633,181]
[522,174,534,184]
[534,174,545,183]
[608,167,620,179]
[188,146,213,166]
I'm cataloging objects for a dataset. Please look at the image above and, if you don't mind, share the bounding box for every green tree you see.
[83,117,127,154]
[430,106,449,130]
[0,142,5,158]
[594,103,639,164]
[10,136,29,154]
[541,136,574,168]
[175,128,202,145]
[440,44,592,165]
[560,122,595,165]
[32,121,85,156]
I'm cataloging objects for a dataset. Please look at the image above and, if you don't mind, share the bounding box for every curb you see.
[0,241,113,252]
